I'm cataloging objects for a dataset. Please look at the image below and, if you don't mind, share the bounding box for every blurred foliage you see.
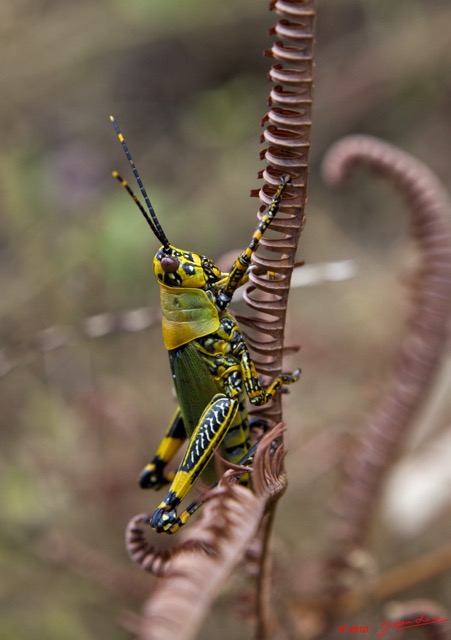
[1,0,451,638]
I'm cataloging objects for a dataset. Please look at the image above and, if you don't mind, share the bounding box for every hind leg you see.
[150,393,239,534]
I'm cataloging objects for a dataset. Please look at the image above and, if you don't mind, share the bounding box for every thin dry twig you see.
[322,135,451,557]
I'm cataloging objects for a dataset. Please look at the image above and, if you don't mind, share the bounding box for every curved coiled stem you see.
[125,425,288,640]
[126,514,180,577]
[322,135,451,558]
[238,0,315,426]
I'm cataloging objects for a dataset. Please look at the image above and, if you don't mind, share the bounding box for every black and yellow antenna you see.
[109,115,170,250]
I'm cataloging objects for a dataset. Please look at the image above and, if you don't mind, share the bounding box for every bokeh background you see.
[1,0,451,638]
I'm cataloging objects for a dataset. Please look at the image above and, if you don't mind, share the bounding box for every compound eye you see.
[160,255,179,273]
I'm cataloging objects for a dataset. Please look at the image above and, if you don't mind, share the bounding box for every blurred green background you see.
[1,0,451,638]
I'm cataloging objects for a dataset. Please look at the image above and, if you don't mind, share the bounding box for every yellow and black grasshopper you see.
[110,116,300,534]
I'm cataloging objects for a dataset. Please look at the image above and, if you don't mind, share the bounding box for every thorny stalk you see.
[240,0,315,426]
[237,2,315,634]
[322,135,451,565]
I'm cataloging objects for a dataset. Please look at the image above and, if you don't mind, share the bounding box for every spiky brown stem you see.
[237,0,315,426]
[238,4,315,636]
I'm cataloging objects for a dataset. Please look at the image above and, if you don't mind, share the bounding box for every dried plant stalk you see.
[131,425,287,640]
[322,135,451,556]
[238,3,315,634]
[237,0,315,426]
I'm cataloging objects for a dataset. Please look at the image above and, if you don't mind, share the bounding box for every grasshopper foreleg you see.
[217,176,290,310]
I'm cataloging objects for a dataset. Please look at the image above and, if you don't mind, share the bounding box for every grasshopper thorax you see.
[154,245,222,290]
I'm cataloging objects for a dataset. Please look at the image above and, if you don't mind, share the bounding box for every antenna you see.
[109,115,170,249]
[111,171,162,237]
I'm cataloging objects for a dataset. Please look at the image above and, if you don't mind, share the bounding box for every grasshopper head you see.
[110,118,223,291]
[154,245,222,289]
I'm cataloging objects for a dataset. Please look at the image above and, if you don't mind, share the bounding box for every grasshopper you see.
[110,116,300,534]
